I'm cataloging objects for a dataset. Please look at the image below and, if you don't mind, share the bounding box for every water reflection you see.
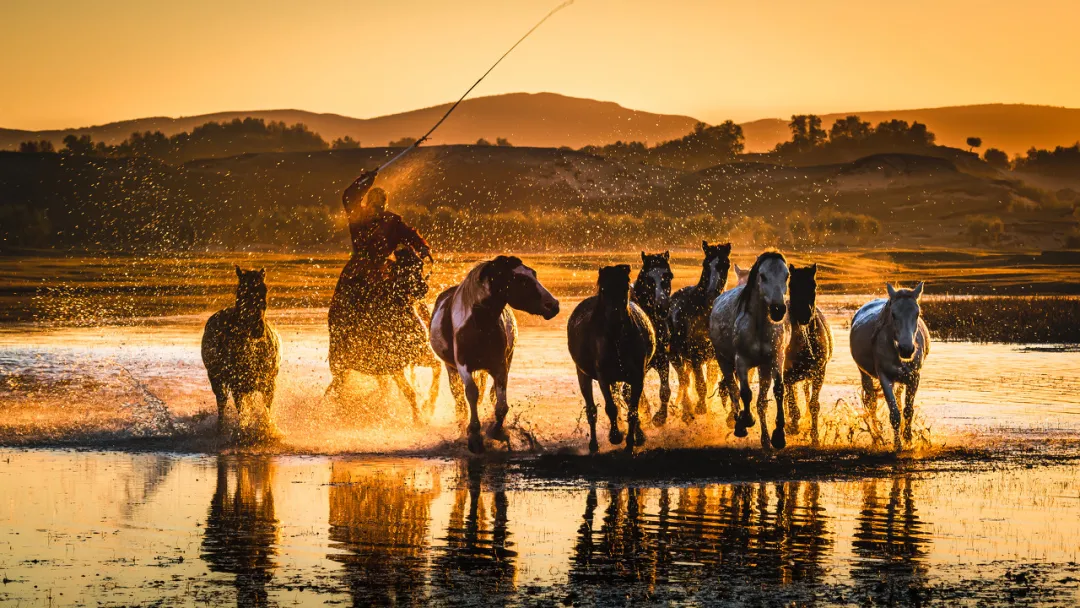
[431,460,518,604]
[569,482,832,602]
[851,475,930,605]
[200,456,279,606]
[327,461,439,606]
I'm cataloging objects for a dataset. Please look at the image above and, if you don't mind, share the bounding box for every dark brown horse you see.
[568,265,656,454]
[630,251,673,424]
[783,263,833,445]
[202,266,281,434]
[327,248,442,423]
[668,241,732,423]
[430,256,560,453]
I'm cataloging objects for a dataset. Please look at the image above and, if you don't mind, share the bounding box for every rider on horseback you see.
[341,168,431,275]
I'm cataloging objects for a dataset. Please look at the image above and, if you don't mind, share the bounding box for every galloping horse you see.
[430,256,560,453]
[849,283,931,452]
[783,264,833,445]
[327,248,442,423]
[710,251,791,449]
[202,266,281,434]
[668,241,732,423]
[630,251,673,424]
[569,265,656,454]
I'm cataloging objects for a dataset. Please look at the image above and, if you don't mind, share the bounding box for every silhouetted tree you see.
[475,138,492,146]
[496,137,513,147]
[331,136,361,149]
[828,115,872,143]
[388,136,417,148]
[983,147,1010,170]
[967,136,982,152]
[17,140,55,153]
[62,134,95,155]
[1013,143,1080,175]
[782,115,827,152]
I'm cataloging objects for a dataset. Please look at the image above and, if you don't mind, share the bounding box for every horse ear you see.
[788,263,797,273]
[701,240,708,252]
[235,265,242,278]
[618,264,632,277]
[720,243,732,253]
[641,251,647,263]
[886,283,897,299]
[913,281,924,299]
[810,263,818,275]
[258,268,266,279]
[663,250,670,261]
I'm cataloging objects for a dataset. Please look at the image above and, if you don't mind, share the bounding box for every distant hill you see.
[0,93,700,151]
[741,104,1080,156]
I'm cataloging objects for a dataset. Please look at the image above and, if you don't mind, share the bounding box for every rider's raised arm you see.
[342,170,378,225]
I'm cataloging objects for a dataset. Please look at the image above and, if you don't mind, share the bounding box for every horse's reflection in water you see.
[327,462,438,606]
[569,481,831,603]
[430,460,517,605]
[851,475,930,605]
[200,456,278,607]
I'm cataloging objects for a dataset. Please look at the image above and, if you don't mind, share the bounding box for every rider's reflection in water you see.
[430,459,517,606]
[569,481,831,603]
[850,475,930,606]
[200,456,278,607]
[327,462,437,607]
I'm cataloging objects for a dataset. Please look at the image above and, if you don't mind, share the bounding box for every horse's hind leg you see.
[704,360,719,413]
[625,377,646,454]
[445,363,468,431]
[771,366,786,450]
[392,371,422,425]
[210,377,229,435]
[692,361,708,416]
[424,363,442,417]
[674,360,694,423]
[902,373,919,446]
[808,375,823,446]
[655,359,671,427]
[486,370,510,445]
[598,381,624,446]
[784,381,800,437]
[719,359,739,429]
[859,371,882,444]
[755,368,772,450]
[578,371,600,454]
[457,365,485,454]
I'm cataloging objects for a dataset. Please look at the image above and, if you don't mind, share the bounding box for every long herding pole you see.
[375,0,575,172]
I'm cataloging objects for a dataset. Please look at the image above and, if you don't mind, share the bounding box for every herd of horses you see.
[201,243,931,455]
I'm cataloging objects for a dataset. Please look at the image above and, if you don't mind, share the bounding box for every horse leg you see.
[784,380,799,437]
[626,376,645,454]
[809,374,824,447]
[756,368,772,449]
[424,362,442,417]
[210,377,228,435]
[675,360,694,423]
[578,371,600,454]
[486,370,510,445]
[704,360,719,412]
[859,371,882,443]
[719,359,739,429]
[903,373,920,446]
[260,381,276,419]
[457,365,485,454]
[771,365,786,450]
[652,360,671,427]
[598,381,624,446]
[693,360,708,416]
[878,373,903,453]
[445,363,468,432]
[734,357,756,437]
[392,371,422,425]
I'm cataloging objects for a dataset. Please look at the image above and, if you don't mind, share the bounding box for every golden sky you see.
[2,0,1079,130]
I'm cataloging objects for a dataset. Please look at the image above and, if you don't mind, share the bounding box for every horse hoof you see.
[726,413,737,429]
[787,421,801,436]
[695,403,707,416]
[771,429,787,450]
[486,424,509,442]
[652,411,668,427]
[624,442,636,455]
[467,433,485,454]
[734,422,748,438]
[609,427,624,445]
[589,439,599,454]
[738,411,756,429]
[633,425,646,447]
[760,435,773,450]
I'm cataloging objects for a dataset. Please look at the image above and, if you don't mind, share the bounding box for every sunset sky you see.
[3,0,1079,130]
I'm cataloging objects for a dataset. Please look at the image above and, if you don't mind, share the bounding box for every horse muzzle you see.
[541,299,560,320]
[769,303,787,322]
[896,342,916,360]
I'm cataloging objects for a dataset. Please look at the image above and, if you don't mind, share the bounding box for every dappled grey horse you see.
[849,283,931,452]
[710,251,791,449]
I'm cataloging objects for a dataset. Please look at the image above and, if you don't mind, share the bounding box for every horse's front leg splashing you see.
[770,363,786,450]
[903,373,921,445]
[878,373,903,452]
[487,370,511,446]
[734,357,756,437]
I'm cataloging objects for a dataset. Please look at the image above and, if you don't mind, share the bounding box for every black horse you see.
[201,266,281,435]
[568,265,656,454]
[630,251,674,425]
[667,241,732,424]
[784,263,833,444]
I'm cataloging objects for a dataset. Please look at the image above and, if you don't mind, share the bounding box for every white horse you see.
[849,283,931,452]
[709,251,791,449]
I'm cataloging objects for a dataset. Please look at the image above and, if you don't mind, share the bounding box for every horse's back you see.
[201,309,231,377]
[567,296,600,373]
[849,298,888,375]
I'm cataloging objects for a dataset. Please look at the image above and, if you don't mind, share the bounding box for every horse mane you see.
[736,251,786,312]
[457,261,492,307]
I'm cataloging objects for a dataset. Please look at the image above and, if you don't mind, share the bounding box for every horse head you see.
[234,265,268,338]
[599,264,633,310]
[788,263,819,326]
[701,241,733,297]
[481,255,560,320]
[739,251,789,323]
[637,251,673,310]
[886,282,924,360]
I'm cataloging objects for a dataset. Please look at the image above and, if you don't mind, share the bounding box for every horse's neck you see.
[872,301,895,343]
[458,284,505,322]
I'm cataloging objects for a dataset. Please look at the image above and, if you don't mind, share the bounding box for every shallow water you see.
[1,449,1079,606]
